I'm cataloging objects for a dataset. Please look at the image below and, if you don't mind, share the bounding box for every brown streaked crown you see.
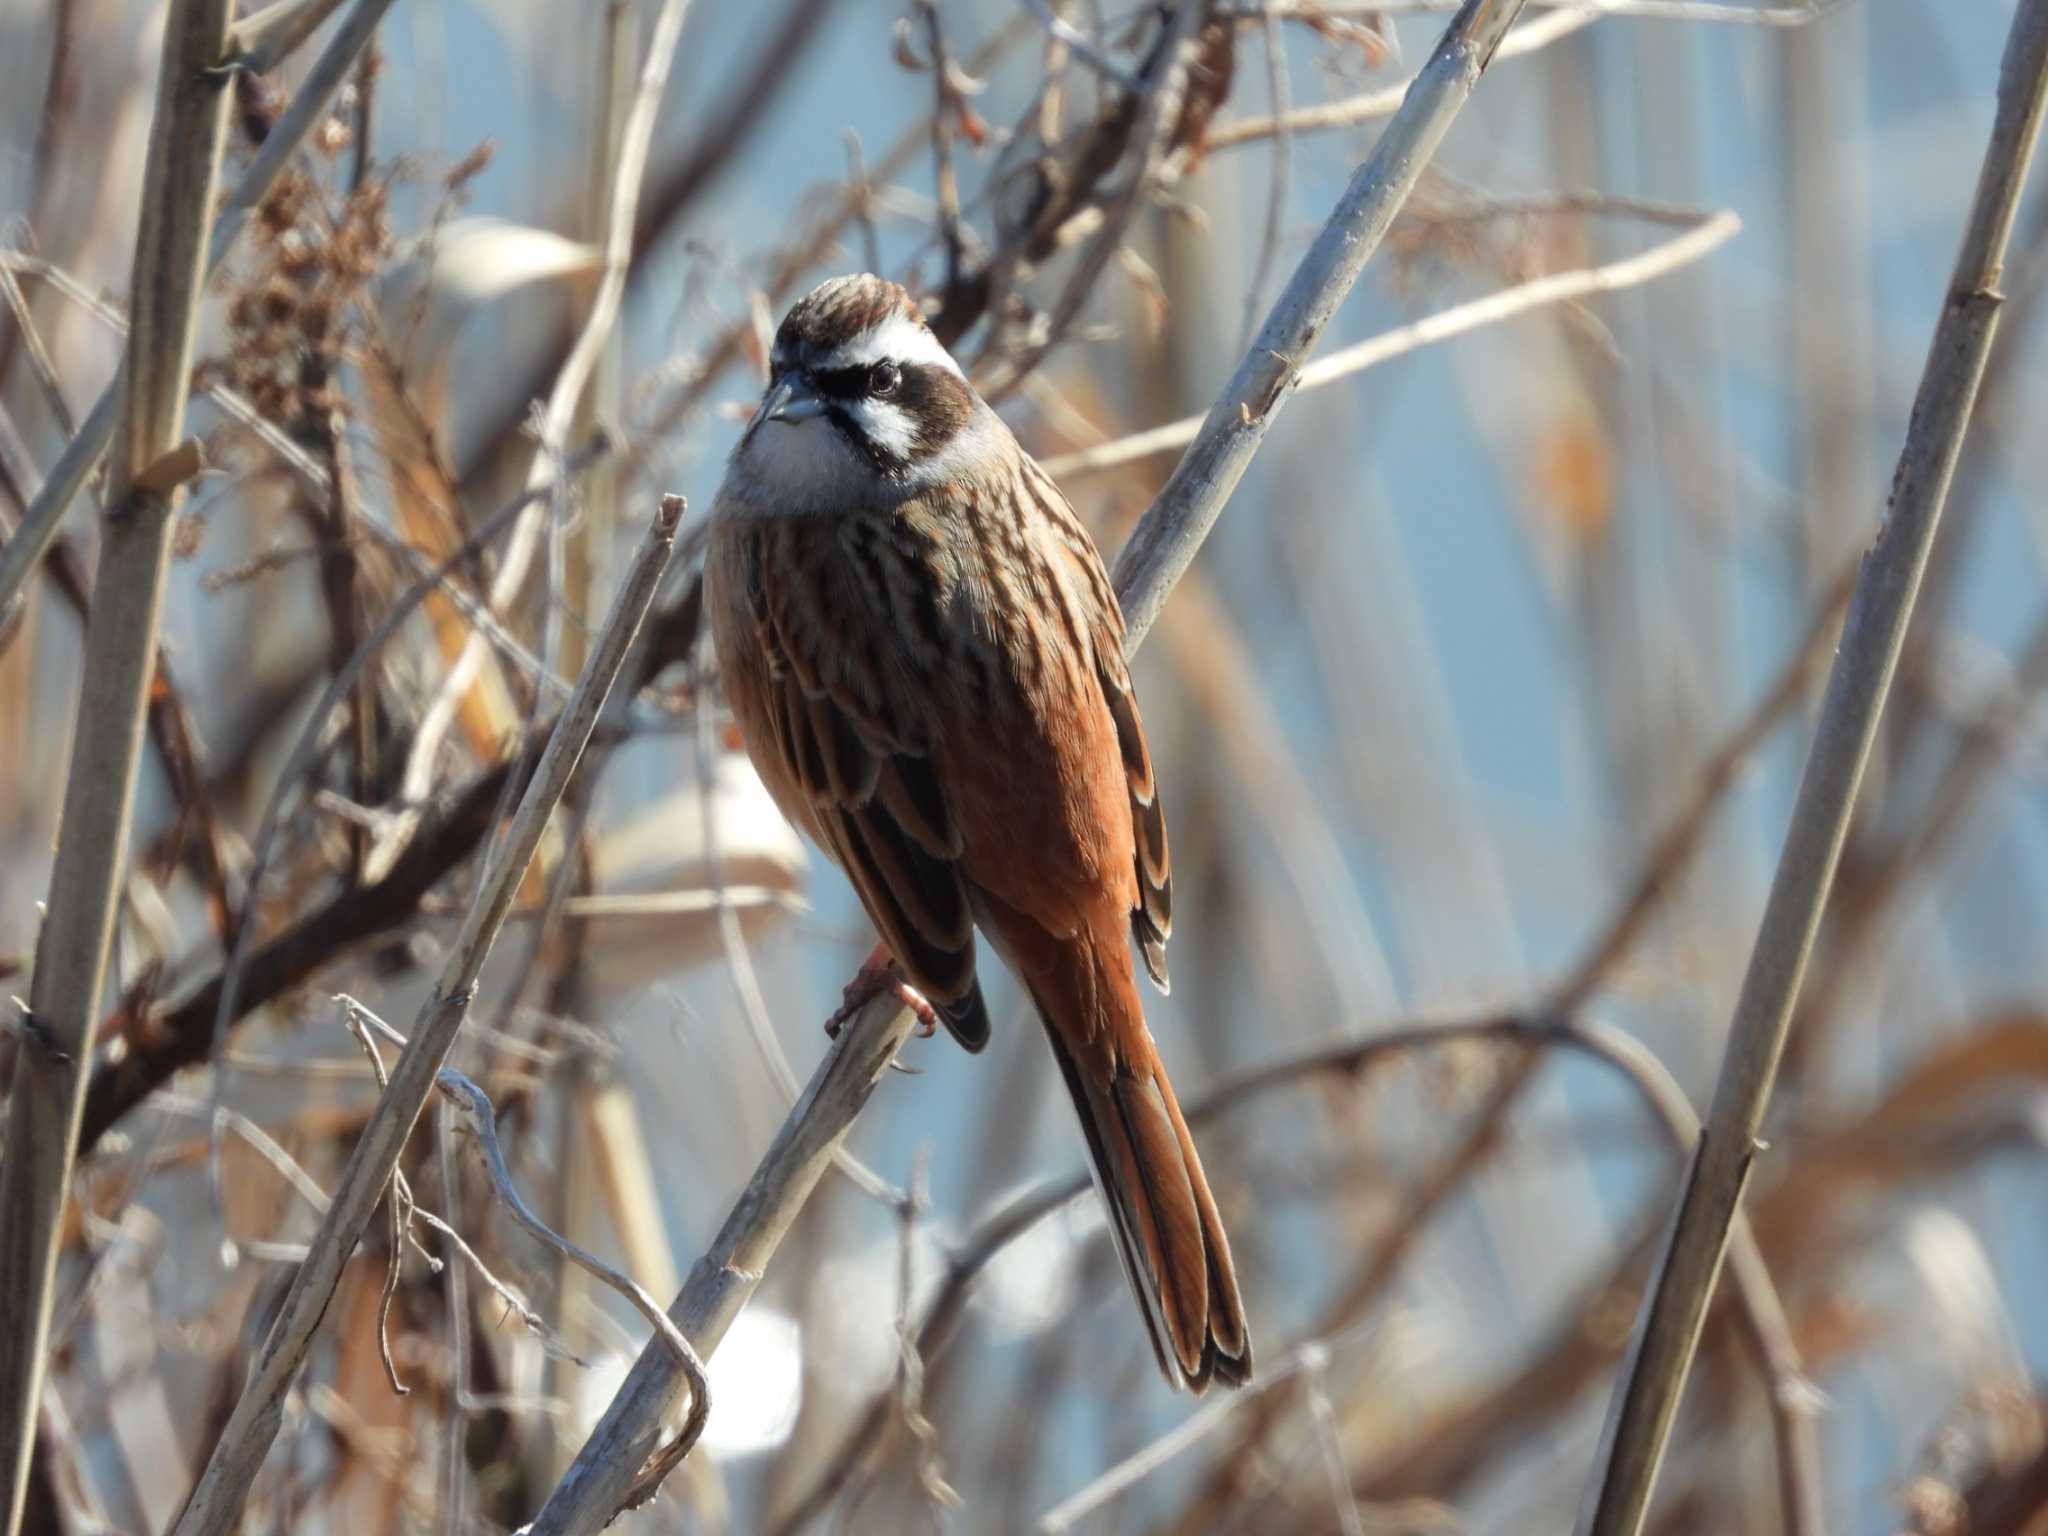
[774,274,927,361]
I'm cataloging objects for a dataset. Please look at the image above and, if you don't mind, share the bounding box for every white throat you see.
[724,398,1013,519]
[727,415,869,515]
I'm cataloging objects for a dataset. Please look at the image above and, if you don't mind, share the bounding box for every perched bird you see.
[705,274,1250,1391]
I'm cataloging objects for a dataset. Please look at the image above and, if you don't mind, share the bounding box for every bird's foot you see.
[825,945,939,1042]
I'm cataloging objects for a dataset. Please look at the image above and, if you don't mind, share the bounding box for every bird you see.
[704,273,1250,1392]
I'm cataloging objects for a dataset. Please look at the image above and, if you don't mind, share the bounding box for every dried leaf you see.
[1532,416,1614,540]
[892,17,928,71]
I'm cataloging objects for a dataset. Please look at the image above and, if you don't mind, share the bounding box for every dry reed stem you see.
[1577,4,2048,1531]
[0,5,236,1530]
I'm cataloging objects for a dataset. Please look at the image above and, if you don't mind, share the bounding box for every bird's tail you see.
[1030,928,1251,1392]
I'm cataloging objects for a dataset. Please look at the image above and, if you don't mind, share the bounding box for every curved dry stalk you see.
[166,494,680,1536]
[1578,5,2048,1532]
[387,0,692,846]
[433,1071,708,1447]
[0,4,237,1530]
[343,990,714,1462]
[523,3,1532,1530]
[1045,203,1740,480]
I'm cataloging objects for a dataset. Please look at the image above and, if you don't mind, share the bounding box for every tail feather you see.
[1038,998,1252,1393]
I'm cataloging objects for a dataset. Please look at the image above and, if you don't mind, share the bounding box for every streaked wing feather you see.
[753,548,991,1052]
[1019,452,1175,992]
[1102,653,1173,992]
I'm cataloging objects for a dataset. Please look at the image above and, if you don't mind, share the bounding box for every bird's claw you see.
[824,956,940,1046]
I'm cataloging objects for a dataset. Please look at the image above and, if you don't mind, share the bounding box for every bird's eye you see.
[867,362,900,397]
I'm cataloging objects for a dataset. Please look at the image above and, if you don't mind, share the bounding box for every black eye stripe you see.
[811,362,911,399]
[812,366,871,399]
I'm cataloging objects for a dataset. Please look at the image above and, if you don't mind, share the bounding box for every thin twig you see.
[0,253,78,442]
[1202,2,1596,152]
[0,5,237,1531]
[166,494,680,1536]
[1239,5,1293,348]
[1549,554,1856,1014]
[1578,5,2048,1532]
[1037,1329,1374,1533]
[889,1151,958,1514]
[1021,0,1146,91]
[843,130,883,274]
[354,991,708,1450]
[338,1003,419,1396]
[920,0,971,300]
[1301,1345,1369,1536]
[524,5,1531,1528]
[1045,201,1740,478]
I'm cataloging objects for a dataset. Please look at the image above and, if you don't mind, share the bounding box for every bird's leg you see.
[825,941,940,1040]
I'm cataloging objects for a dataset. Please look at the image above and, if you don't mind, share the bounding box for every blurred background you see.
[2,0,2045,1531]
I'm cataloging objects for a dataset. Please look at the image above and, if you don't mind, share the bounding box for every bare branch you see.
[166,494,680,1536]
[1110,0,1528,640]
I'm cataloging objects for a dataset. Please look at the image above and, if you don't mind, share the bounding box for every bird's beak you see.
[753,373,826,429]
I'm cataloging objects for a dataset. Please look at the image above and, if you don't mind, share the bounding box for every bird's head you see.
[730,274,996,509]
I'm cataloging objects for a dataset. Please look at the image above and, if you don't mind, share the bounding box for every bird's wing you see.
[1021,456,1174,990]
[743,516,992,1051]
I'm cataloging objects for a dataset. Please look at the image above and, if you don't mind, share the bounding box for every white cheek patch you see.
[828,313,965,379]
[845,398,919,461]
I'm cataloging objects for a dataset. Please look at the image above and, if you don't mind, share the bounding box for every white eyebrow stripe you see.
[825,313,965,378]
